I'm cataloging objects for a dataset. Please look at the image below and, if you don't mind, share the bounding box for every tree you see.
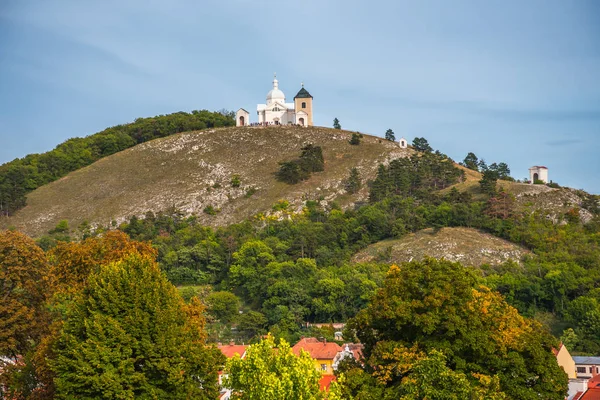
[349,133,361,145]
[299,144,325,173]
[412,137,432,153]
[345,260,568,399]
[224,335,324,400]
[479,169,499,196]
[385,129,395,142]
[277,161,305,184]
[462,152,479,171]
[51,254,224,399]
[344,167,362,194]
[206,291,240,324]
[485,189,516,219]
[0,231,52,399]
[0,231,50,359]
[333,118,341,129]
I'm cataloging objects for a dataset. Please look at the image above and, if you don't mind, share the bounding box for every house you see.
[218,343,248,359]
[577,387,600,399]
[574,356,600,379]
[553,343,577,379]
[217,343,248,400]
[292,337,342,375]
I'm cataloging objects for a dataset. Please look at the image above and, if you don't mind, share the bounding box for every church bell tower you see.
[293,83,313,126]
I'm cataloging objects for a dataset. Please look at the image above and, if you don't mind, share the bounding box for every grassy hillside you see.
[352,227,529,267]
[3,126,410,236]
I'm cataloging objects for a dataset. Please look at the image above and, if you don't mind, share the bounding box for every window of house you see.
[577,367,587,373]
[321,364,327,371]
[302,102,306,108]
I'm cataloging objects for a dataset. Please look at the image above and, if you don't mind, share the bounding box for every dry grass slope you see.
[352,227,529,267]
[3,126,411,237]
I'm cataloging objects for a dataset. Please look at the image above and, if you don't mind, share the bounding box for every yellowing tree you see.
[224,335,324,400]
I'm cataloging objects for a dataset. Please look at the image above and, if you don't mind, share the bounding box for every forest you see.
[2,135,600,398]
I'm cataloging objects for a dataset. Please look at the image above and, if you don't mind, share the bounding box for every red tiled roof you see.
[589,374,600,388]
[218,344,248,359]
[292,338,342,360]
[581,388,600,399]
[319,375,336,391]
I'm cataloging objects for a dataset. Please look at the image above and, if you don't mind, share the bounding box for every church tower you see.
[293,83,313,126]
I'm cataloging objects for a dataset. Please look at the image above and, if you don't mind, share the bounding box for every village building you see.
[236,74,313,127]
[529,165,549,184]
[554,343,577,379]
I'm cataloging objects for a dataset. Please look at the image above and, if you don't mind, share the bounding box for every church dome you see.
[266,74,285,104]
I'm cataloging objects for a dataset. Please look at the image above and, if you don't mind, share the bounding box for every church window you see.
[302,102,306,108]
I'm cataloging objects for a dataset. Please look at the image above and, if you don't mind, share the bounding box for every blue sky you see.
[1,0,599,193]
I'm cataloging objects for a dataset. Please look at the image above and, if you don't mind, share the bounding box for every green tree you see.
[346,260,568,399]
[462,152,479,171]
[206,291,240,324]
[333,118,341,129]
[479,169,499,195]
[385,129,395,141]
[51,254,224,399]
[224,335,324,400]
[349,133,361,145]
[412,137,432,153]
[344,167,362,194]
[299,144,325,173]
[277,161,305,184]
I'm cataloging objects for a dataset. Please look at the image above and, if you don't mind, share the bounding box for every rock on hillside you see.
[507,183,594,223]
[352,227,529,267]
[4,126,410,237]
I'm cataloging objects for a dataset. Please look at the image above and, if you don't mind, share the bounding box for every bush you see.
[349,133,361,145]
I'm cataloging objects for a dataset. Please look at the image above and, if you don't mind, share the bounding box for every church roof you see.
[294,87,313,99]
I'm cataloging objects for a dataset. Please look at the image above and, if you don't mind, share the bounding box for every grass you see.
[3,126,411,237]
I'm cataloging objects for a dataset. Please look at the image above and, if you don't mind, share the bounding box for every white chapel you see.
[236,74,313,127]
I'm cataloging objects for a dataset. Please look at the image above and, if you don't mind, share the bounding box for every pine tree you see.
[385,129,395,141]
[333,118,341,129]
[345,167,362,194]
[462,152,479,171]
[51,254,223,399]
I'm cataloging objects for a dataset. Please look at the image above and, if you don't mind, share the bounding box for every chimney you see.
[592,365,598,378]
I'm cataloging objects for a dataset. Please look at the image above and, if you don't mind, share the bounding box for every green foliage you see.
[206,291,240,324]
[51,254,224,399]
[344,167,362,194]
[224,335,324,400]
[369,153,463,202]
[462,152,479,171]
[349,133,361,145]
[333,118,341,129]
[411,137,432,153]
[479,169,499,195]
[203,205,218,215]
[384,129,395,142]
[277,144,324,184]
[0,110,234,216]
[231,175,241,188]
[346,259,568,399]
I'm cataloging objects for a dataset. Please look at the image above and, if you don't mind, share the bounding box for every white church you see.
[236,74,313,127]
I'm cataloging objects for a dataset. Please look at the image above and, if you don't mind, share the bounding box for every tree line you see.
[0,110,234,216]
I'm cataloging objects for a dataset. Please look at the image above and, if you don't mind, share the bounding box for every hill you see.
[2,126,410,236]
[352,227,529,267]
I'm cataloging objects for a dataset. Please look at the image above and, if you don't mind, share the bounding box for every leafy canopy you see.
[224,334,324,400]
[51,254,224,399]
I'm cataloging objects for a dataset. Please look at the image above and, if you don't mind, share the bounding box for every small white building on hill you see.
[529,166,549,184]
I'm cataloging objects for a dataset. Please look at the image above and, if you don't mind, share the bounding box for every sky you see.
[1,0,599,193]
